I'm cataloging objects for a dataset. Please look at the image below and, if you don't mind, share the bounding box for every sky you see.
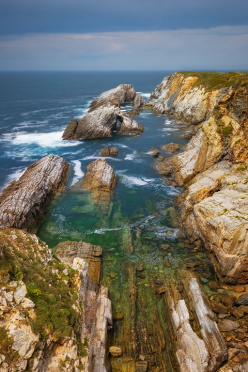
[0,0,248,71]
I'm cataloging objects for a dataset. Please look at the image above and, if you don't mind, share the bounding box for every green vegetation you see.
[0,230,80,342]
[0,327,18,364]
[179,71,248,92]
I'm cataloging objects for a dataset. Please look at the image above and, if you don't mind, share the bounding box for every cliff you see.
[0,229,111,372]
[150,72,248,284]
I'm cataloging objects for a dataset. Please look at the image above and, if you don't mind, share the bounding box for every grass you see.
[178,71,248,92]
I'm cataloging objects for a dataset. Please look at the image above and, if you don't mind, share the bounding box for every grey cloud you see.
[0,27,248,71]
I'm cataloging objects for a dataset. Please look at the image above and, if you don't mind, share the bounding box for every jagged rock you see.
[65,249,112,372]
[55,240,102,284]
[63,106,119,140]
[100,146,111,157]
[82,159,117,204]
[164,270,228,372]
[150,149,160,157]
[0,155,69,231]
[100,146,118,157]
[88,84,136,112]
[110,147,118,156]
[151,73,248,284]
[117,109,144,135]
[130,93,144,116]
[163,143,180,153]
[14,281,27,305]
[155,160,172,176]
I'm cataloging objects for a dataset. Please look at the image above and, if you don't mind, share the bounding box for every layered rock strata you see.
[82,159,117,203]
[150,72,248,283]
[63,84,144,140]
[0,229,111,372]
[165,271,228,372]
[56,241,112,372]
[0,155,69,231]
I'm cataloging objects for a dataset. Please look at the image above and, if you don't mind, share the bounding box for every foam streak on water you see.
[71,160,84,186]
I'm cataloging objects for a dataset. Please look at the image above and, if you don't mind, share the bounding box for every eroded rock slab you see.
[0,155,69,231]
[56,242,112,372]
[165,271,228,372]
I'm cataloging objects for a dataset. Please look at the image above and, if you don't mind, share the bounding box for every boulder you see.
[99,146,111,157]
[109,346,122,357]
[163,143,180,153]
[150,149,160,157]
[110,147,118,156]
[218,319,240,332]
[117,110,144,135]
[235,292,248,306]
[0,155,69,231]
[82,159,117,203]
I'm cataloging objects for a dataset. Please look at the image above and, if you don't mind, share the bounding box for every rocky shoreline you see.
[0,72,248,371]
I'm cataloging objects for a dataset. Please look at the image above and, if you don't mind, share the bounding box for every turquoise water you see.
[0,72,214,370]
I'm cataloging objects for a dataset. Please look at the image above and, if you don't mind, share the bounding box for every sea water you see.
[0,71,214,370]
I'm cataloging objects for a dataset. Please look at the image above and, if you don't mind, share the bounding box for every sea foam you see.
[71,160,84,186]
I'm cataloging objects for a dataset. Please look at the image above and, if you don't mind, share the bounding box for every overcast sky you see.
[0,0,248,71]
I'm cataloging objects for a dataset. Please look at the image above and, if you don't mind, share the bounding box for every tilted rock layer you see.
[0,155,69,231]
[150,72,248,283]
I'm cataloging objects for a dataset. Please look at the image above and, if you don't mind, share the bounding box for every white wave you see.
[137,92,150,99]
[81,155,121,161]
[124,151,137,161]
[90,227,123,234]
[121,175,154,187]
[12,120,49,130]
[161,128,178,132]
[1,168,26,191]
[11,131,81,148]
[71,160,84,186]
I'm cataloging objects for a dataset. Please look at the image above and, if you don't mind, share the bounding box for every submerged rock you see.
[0,154,69,231]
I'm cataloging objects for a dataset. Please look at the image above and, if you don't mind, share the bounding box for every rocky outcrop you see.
[0,155,69,231]
[82,159,117,203]
[62,106,119,140]
[56,241,112,372]
[99,146,118,157]
[117,110,144,136]
[88,84,136,112]
[0,229,112,372]
[151,72,248,284]
[165,270,228,372]
[163,143,180,153]
[63,84,144,140]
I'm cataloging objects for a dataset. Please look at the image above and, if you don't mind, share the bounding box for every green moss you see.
[0,230,80,342]
[221,125,233,136]
[179,71,248,92]
[0,327,19,364]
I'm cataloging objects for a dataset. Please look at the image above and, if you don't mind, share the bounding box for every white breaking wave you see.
[1,168,26,191]
[81,155,121,161]
[121,175,154,187]
[90,227,123,234]
[11,131,81,148]
[71,160,84,186]
[137,92,150,99]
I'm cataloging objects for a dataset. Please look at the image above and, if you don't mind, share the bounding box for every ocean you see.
[0,71,213,369]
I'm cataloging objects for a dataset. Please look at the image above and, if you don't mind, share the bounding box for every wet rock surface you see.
[0,155,69,231]
[163,143,180,153]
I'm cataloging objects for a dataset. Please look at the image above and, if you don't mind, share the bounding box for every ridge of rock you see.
[0,155,69,231]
